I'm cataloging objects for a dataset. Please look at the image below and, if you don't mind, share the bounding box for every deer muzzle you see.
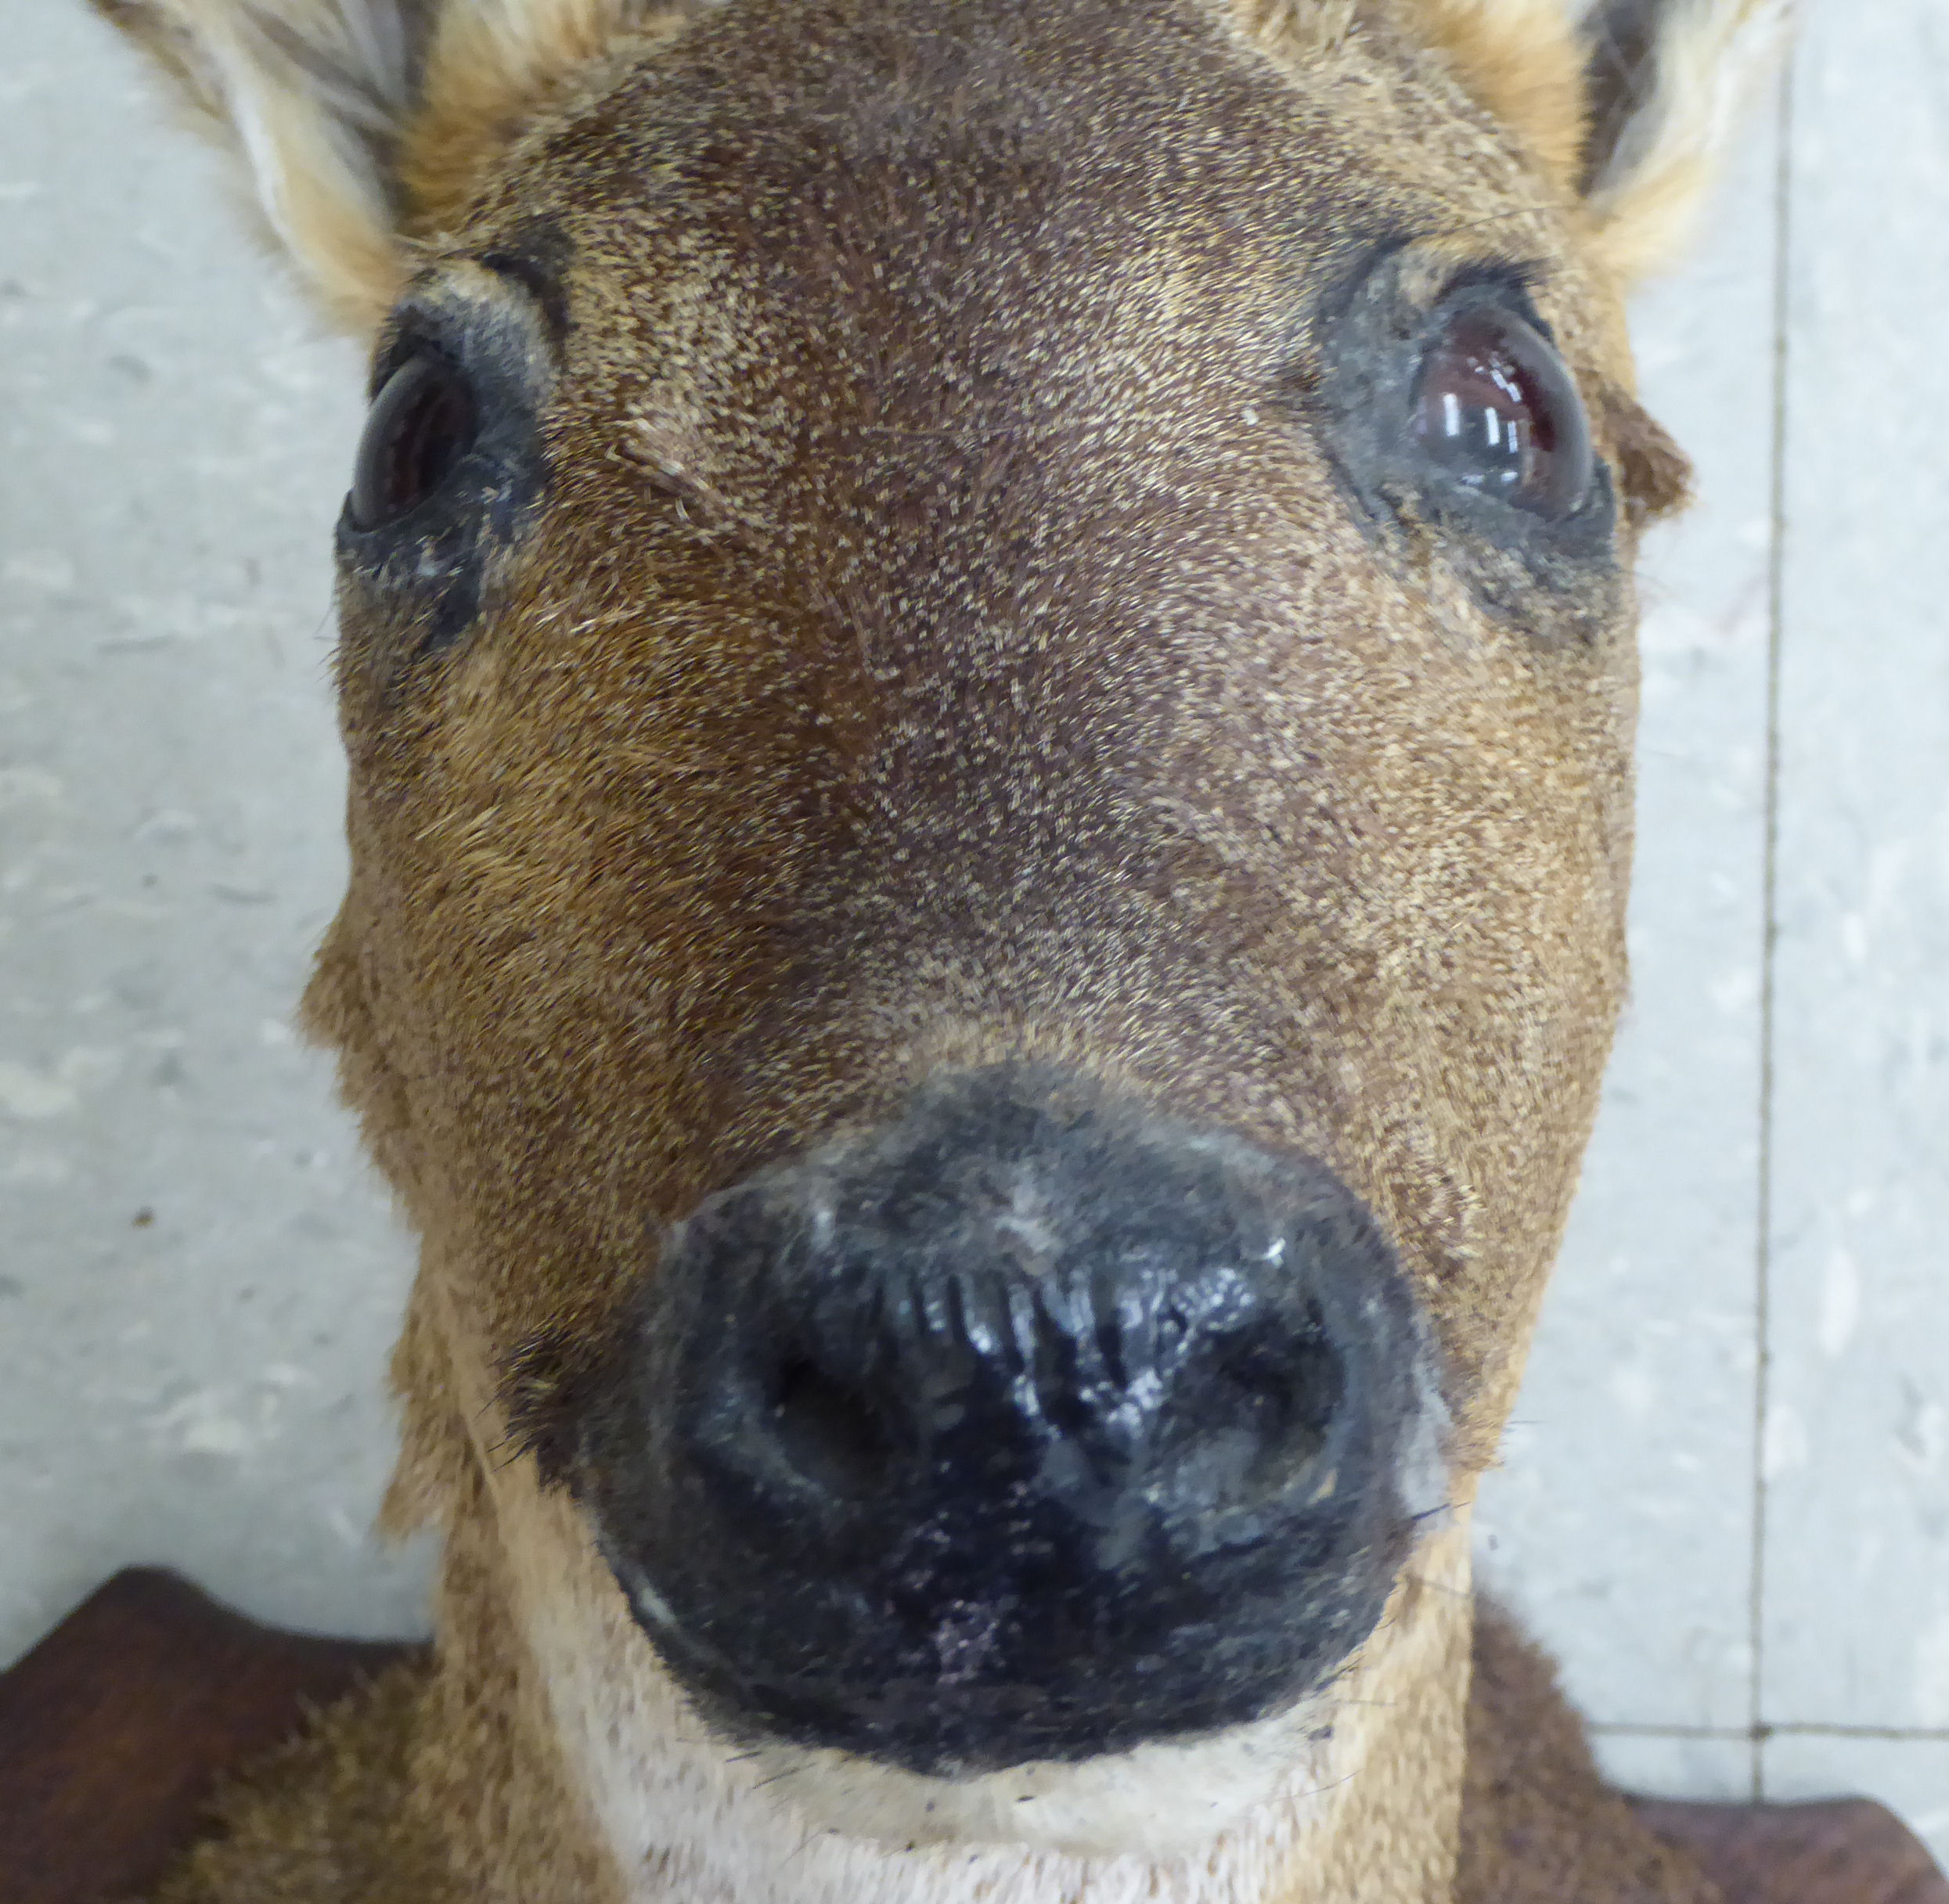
[573,1065,1450,1777]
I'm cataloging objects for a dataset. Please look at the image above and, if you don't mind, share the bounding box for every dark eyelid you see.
[366,235,571,396]
[1433,257,1547,299]
[366,316,454,400]
[1295,243,1556,369]
[1425,259,1558,343]
[474,247,571,344]
[1305,229,1415,327]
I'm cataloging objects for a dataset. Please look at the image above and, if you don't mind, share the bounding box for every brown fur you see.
[1460,1607,1724,1904]
[1405,0,1591,188]
[154,1458,622,1904]
[403,0,690,233]
[82,0,1778,1897]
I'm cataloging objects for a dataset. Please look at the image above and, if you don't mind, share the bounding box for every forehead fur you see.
[463,0,1600,256]
[436,0,1645,520]
[310,0,1644,1485]
[95,0,1779,329]
[445,0,1639,574]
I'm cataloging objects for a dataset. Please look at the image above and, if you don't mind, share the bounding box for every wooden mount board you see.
[0,1571,422,1904]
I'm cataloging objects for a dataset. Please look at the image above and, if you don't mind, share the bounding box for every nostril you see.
[1201,1328,1346,1503]
[591,1072,1444,1774]
[768,1357,896,1499]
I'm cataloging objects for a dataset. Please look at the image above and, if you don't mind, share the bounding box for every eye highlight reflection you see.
[1411,304,1594,520]
[349,351,478,532]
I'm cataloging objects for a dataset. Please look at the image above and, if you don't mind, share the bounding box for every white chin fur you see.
[498,1474,1472,1904]
[528,1611,1362,1904]
[697,1691,1340,1857]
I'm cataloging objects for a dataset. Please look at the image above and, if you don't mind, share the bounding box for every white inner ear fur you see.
[129,0,421,326]
[125,0,680,329]
[481,1439,1473,1904]
[1581,0,1789,281]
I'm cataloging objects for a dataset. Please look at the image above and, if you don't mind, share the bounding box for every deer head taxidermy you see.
[82,0,1782,1897]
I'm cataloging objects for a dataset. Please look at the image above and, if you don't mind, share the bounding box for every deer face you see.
[320,0,1651,1794]
[101,0,1745,1870]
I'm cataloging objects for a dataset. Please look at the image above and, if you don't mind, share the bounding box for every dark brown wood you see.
[1634,1795,1949,1904]
[0,1570,423,1904]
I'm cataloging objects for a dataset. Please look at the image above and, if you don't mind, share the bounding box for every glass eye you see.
[1411,306,1594,520]
[349,351,477,531]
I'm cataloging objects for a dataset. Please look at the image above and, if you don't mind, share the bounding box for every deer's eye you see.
[1411,307,1592,520]
[350,352,477,531]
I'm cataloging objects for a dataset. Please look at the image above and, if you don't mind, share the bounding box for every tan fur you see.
[1400,0,1592,189]
[402,0,690,233]
[1227,0,1363,70]
[92,0,683,322]
[84,0,1773,1897]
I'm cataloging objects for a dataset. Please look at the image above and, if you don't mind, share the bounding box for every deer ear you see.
[1394,0,1784,283]
[90,0,674,331]
[1578,0,1787,283]
[1400,0,1593,190]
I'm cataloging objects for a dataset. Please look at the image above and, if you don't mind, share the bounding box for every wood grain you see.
[0,1571,422,1904]
[1634,1795,1949,1904]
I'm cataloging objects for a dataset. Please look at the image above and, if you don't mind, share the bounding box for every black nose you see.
[577,1067,1446,1776]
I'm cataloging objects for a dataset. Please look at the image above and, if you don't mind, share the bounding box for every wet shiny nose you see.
[578,1066,1447,1776]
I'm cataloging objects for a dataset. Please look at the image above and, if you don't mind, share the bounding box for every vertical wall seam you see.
[1751,41,1798,1805]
